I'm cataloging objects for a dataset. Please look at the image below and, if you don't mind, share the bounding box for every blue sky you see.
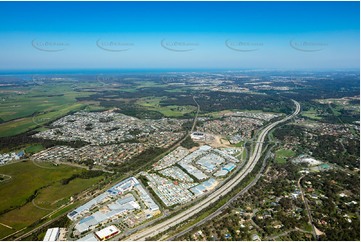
[0,1,359,70]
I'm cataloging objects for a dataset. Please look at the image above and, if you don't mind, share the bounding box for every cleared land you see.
[204,109,277,119]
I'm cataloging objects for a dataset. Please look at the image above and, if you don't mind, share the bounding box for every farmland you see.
[0,103,86,137]
[0,81,94,137]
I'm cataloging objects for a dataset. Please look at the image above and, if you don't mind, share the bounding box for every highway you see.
[168,145,274,241]
[126,100,300,241]
[61,96,200,242]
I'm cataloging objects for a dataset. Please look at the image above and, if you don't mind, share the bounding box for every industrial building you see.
[75,194,140,233]
[214,169,228,177]
[43,227,60,241]
[77,233,98,241]
[213,162,236,177]
[94,225,120,241]
[196,153,225,172]
[71,177,159,234]
[190,178,218,196]
[67,193,109,220]
[222,162,236,172]
[178,161,208,180]
[191,132,205,140]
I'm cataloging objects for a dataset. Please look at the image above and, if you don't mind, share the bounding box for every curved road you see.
[298,175,318,240]
[126,100,300,241]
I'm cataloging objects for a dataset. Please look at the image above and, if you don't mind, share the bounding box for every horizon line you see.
[0,67,360,75]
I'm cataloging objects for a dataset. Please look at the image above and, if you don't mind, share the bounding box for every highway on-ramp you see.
[126,100,301,241]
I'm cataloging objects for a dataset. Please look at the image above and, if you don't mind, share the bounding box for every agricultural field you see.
[0,81,98,137]
[0,83,90,121]
[0,161,103,239]
[0,103,86,137]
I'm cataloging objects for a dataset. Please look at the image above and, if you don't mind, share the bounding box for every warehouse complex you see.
[69,177,159,234]
[70,145,242,239]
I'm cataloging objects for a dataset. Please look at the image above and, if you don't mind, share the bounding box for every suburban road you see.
[3,96,202,241]
[191,96,200,132]
[298,175,318,240]
[138,95,200,169]
[126,100,301,241]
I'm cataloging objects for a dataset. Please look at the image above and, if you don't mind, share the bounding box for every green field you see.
[327,104,342,116]
[233,141,245,147]
[35,177,101,210]
[0,161,103,238]
[301,108,322,120]
[315,98,360,114]
[0,83,92,121]
[135,81,166,89]
[24,144,44,154]
[164,88,187,93]
[137,97,196,117]
[0,161,82,212]
[0,103,85,137]
[0,82,97,137]
[275,149,296,164]
[242,148,247,161]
